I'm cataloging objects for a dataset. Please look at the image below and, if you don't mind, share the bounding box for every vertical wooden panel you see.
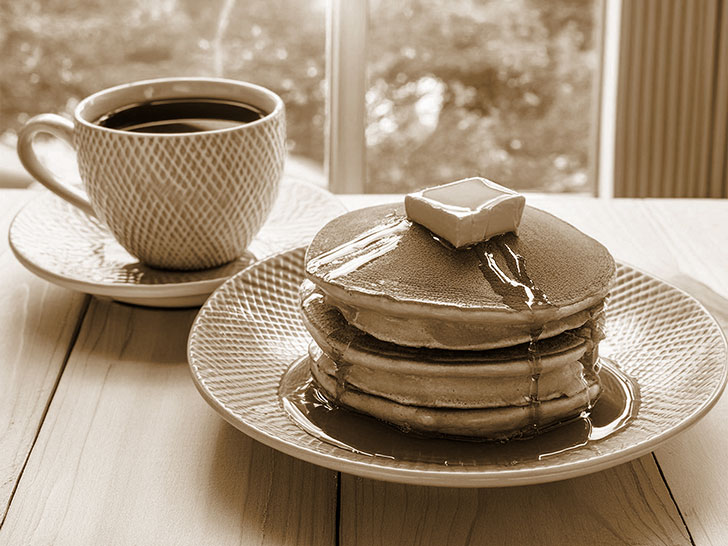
[648,0,671,198]
[627,0,644,196]
[637,0,658,197]
[686,0,716,197]
[661,1,684,197]
[685,0,703,197]
[615,0,640,197]
[614,0,725,197]
[710,0,728,197]
[674,0,697,196]
[694,1,719,197]
[613,2,634,197]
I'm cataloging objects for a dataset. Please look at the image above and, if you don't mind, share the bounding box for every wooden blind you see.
[614,0,728,197]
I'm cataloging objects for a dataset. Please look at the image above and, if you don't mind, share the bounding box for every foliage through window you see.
[1,0,326,172]
[365,0,600,193]
[1,0,599,194]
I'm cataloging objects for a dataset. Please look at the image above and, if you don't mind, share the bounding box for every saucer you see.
[188,248,727,487]
[9,179,346,307]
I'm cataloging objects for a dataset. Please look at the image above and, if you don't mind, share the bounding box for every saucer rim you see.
[8,179,345,302]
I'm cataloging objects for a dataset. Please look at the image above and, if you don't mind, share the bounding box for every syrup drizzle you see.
[563,304,607,415]
[474,236,553,311]
[306,214,410,282]
[472,235,554,432]
[301,285,366,403]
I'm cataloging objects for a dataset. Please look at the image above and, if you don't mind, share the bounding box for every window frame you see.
[326,0,367,194]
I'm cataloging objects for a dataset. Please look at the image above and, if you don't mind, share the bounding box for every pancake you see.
[301,279,600,409]
[300,279,596,377]
[331,296,601,350]
[309,342,593,409]
[310,361,601,439]
[298,199,613,439]
[304,204,615,349]
[300,279,603,437]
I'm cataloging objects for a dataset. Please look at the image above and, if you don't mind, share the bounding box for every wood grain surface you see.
[1,190,727,545]
[0,300,337,546]
[340,455,689,545]
[0,190,89,525]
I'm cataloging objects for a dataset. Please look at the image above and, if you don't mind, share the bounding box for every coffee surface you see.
[95,98,265,133]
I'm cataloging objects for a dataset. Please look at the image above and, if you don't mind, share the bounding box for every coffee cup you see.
[17,77,286,270]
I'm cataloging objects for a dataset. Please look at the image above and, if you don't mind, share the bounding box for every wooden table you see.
[1,188,726,545]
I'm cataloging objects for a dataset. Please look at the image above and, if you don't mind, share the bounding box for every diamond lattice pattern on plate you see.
[9,179,344,287]
[188,252,727,481]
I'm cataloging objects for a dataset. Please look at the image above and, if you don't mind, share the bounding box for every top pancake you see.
[305,203,615,319]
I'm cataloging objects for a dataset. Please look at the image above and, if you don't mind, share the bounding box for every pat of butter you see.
[404,177,526,248]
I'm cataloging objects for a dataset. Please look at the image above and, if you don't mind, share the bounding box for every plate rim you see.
[8,180,345,300]
[188,247,728,487]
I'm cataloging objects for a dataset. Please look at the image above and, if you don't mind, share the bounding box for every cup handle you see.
[17,113,95,216]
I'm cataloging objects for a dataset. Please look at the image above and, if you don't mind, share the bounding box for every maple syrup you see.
[279,355,639,464]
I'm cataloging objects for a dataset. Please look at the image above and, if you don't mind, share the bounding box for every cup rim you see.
[74,77,284,137]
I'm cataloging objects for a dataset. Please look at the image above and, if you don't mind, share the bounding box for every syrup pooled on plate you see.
[279,355,639,465]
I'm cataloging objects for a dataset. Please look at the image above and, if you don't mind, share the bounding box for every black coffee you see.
[95,98,265,133]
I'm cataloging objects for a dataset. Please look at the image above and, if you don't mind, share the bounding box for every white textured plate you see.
[188,248,727,487]
[9,179,345,307]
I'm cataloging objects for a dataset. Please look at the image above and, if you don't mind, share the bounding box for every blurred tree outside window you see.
[1,0,599,194]
[0,0,327,181]
[366,0,600,194]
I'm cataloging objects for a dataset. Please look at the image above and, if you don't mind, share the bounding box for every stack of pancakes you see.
[299,203,615,439]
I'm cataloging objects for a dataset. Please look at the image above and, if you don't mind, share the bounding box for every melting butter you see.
[405,177,526,248]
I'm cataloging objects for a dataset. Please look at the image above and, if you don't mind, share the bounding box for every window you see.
[363,0,601,194]
[3,0,602,194]
[0,0,327,182]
